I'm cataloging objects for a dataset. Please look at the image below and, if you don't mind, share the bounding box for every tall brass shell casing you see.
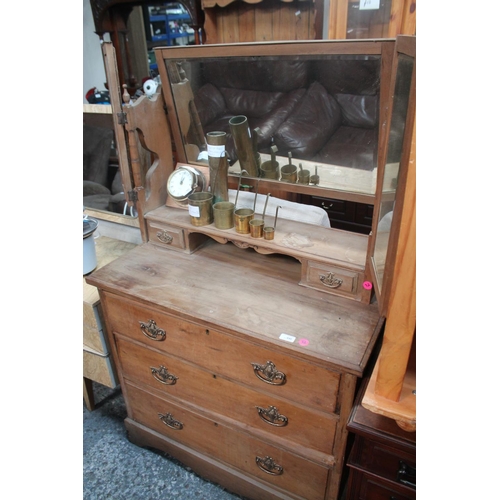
[206,131,229,204]
[229,115,260,177]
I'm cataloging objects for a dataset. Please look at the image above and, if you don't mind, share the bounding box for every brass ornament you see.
[139,319,166,341]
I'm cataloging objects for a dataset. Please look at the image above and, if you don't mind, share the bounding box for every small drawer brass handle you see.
[158,412,183,430]
[156,230,173,244]
[139,319,166,341]
[256,405,288,427]
[151,365,178,385]
[319,271,343,289]
[251,361,286,386]
[256,455,283,476]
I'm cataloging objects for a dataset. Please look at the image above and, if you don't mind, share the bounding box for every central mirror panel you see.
[157,42,386,200]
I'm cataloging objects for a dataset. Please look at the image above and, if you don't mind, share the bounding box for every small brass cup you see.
[280,164,297,183]
[298,169,310,184]
[263,227,275,240]
[234,208,254,234]
[188,192,214,226]
[249,219,264,238]
[260,160,280,179]
[213,201,235,229]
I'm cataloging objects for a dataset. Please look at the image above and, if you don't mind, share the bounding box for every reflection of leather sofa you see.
[193,58,379,170]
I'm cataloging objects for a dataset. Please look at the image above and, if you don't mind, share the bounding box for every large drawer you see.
[116,337,337,455]
[124,380,330,500]
[103,292,341,413]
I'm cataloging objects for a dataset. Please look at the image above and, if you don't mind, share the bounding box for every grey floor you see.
[83,382,248,500]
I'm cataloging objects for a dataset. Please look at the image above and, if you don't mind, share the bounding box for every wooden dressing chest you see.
[87,241,383,500]
[87,36,415,499]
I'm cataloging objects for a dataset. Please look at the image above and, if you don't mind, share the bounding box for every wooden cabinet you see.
[88,241,383,500]
[345,379,416,499]
[87,36,416,499]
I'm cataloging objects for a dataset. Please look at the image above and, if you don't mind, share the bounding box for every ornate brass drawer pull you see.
[251,361,286,386]
[151,365,178,385]
[255,455,283,476]
[319,271,343,289]
[156,230,173,244]
[256,405,288,427]
[158,412,183,430]
[139,319,166,341]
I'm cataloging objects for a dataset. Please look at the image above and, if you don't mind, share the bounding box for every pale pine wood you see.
[388,0,417,37]
[327,0,348,39]
[362,113,416,429]
[83,349,117,387]
[83,236,137,407]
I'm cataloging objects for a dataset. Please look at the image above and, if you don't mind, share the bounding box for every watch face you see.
[167,169,195,199]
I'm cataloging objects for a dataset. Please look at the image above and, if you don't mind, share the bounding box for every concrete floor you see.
[83,382,247,500]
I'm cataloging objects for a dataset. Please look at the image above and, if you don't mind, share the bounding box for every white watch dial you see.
[168,169,195,198]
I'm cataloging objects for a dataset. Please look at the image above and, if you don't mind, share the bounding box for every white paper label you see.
[207,144,225,158]
[359,0,380,10]
[279,333,296,343]
[188,205,200,217]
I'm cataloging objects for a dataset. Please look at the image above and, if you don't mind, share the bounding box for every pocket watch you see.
[167,165,206,205]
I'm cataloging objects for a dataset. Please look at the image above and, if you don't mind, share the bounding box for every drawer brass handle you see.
[151,365,178,385]
[139,319,166,341]
[256,455,283,476]
[321,202,333,210]
[319,271,343,289]
[397,460,416,488]
[251,361,286,386]
[158,412,183,430]
[256,405,288,427]
[156,230,173,244]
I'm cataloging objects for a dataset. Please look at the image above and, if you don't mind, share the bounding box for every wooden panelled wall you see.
[202,0,321,44]
[329,0,416,39]
[201,0,416,44]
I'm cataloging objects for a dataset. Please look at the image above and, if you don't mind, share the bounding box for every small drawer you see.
[102,292,342,413]
[300,260,360,299]
[357,472,416,500]
[125,381,330,500]
[116,337,337,454]
[350,436,416,490]
[147,220,186,250]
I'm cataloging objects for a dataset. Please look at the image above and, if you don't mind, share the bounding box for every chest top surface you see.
[86,240,382,376]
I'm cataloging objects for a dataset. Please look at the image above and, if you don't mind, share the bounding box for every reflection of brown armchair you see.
[83,125,126,213]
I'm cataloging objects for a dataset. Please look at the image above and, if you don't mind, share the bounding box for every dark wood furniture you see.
[299,195,373,235]
[346,378,416,499]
